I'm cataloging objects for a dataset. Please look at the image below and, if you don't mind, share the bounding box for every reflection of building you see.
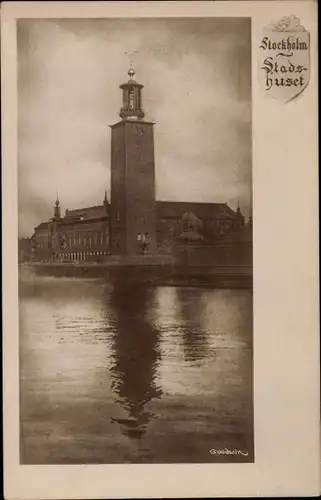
[28,66,249,263]
[108,286,162,439]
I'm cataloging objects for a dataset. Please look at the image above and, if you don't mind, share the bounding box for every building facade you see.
[18,238,32,263]
[28,67,249,263]
[31,194,110,262]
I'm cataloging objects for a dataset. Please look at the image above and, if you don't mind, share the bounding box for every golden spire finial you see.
[125,49,138,79]
[128,66,135,79]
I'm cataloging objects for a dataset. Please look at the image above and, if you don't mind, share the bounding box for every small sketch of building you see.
[25,67,252,267]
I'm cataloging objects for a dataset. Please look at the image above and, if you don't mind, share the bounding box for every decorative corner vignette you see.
[258,15,310,102]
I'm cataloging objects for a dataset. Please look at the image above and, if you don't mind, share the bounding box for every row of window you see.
[36,233,109,247]
[57,252,109,261]
[159,219,237,227]
[61,233,109,247]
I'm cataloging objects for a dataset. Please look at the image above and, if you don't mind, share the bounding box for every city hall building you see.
[30,67,247,263]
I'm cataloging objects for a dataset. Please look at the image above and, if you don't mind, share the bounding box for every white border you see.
[2,2,320,498]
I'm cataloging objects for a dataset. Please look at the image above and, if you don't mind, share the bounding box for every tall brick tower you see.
[110,66,156,255]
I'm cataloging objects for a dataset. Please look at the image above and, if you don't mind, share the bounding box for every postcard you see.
[1,1,319,498]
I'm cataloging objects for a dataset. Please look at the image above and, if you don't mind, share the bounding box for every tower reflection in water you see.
[107,284,162,440]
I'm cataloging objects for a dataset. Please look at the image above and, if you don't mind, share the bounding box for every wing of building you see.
[31,196,246,263]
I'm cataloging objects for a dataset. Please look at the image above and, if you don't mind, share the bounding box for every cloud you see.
[18,18,251,237]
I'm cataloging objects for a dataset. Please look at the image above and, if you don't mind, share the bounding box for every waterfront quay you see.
[22,255,252,289]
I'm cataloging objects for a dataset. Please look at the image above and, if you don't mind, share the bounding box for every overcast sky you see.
[18,17,251,237]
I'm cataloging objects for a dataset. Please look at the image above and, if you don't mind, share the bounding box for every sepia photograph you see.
[18,16,253,465]
[2,1,319,498]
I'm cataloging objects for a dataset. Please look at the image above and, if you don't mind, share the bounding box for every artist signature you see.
[209,448,248,456]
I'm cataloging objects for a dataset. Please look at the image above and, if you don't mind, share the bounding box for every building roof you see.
[156,201,237,220]
[35,221,49,230]
[64,205,108,222]
[33,200,240,234]
[34,204,108,231]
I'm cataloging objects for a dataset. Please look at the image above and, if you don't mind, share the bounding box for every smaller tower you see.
[103,190,108,206]
[119,66,144,121]
[53,194,61,221]
[236,201,245,228]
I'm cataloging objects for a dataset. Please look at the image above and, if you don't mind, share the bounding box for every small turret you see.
[53,194,61,221]
[236,201,245,228]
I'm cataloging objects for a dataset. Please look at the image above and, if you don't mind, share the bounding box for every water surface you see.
[19,271,253,463]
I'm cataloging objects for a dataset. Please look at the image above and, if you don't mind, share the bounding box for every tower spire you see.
[128,65,136,80]
[125,49,138,78]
